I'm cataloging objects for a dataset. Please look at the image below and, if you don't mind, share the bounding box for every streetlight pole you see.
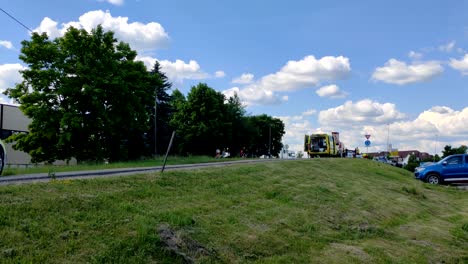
[268,125,271,158]
[387,123,390,155]
[154,93,157,156]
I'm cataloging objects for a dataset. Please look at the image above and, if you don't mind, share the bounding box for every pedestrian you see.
[221,148,226,158]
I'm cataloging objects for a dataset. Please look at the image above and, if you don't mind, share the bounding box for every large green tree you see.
[149,61,173,156]
[169,89,187,154]
[170,83,227,155]
[5,26,155,163]
[223,93,246,155]
[243,114,285,157]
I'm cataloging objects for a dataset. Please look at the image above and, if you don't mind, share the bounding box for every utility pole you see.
[434,134,438,162]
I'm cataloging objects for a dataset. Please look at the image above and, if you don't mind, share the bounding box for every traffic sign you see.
[365,134,371,139]
[365,140,371,147]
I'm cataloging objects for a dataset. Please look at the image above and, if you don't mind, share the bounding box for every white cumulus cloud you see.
[319,99,405,127]
[137,56,209,83]
[0,63,25,92]
[222,86,287,106]
[223,55,351,106]
[449,54,468,75]
[439,41,456,52]
[159,60,209,82]
[0,63,26,105]
[0,40,13,49]
[429,106,453,114]
[259,55,351,92]
[34,10,170,52]
[215,71,225,78]
[408,51,423,60]
[372,59,443,85]
[232,73,254,84]
[302,109,317,116]
[415,106,468,136]
[359,106,468,153]
[98,0,124,5]
[34,17,61,38]
[316,84,348,99]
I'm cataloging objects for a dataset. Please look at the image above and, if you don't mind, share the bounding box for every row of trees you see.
[170,85,284,157]
[441,145,467,158]
[404,144,467,172]
[5,26,285,163]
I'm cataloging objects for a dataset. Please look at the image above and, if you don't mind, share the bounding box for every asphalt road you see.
[0,159,466,189]
[0,159,284,185]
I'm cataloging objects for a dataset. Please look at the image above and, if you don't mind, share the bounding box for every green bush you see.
[403,154,420,172]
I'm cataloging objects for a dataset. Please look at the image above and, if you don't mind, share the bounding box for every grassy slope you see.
[2,156,243,176]
[0,159,467,263]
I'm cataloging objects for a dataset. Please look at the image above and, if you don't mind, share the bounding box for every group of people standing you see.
[215,147,248,158]
[215,148,230,159]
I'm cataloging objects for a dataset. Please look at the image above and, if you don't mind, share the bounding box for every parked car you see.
[374,156,395,165]
[414,154,468,184]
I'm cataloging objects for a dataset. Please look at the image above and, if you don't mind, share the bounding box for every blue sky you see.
[1,0,468,155]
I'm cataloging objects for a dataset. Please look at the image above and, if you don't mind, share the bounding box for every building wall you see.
[0,104,77,166]
[5,142,31,165]
[2,104,30,131]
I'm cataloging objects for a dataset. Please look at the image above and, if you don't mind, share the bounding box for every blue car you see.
[414,154,468,184]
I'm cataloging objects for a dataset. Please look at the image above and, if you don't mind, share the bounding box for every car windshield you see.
[438,155,463,164]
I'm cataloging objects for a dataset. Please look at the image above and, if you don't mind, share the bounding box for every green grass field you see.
[2,156,243,176]
[0,159,467,263]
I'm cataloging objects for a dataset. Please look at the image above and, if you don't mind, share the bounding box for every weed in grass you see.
[298,223,318,236]
[59,229,80,240]
[48,168,56,179]
[463,223,468,232]
[382,214,409,228]
[449,222,468,248]
[264,189,292,203]
[159,212,196,228]
[446,214,464,223]
[402,186,427,199]
[1,169,15,176]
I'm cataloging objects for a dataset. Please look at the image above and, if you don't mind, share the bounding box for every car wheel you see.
[426,174,440,185]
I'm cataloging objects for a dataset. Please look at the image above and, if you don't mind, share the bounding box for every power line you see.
[0,7,33,32]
